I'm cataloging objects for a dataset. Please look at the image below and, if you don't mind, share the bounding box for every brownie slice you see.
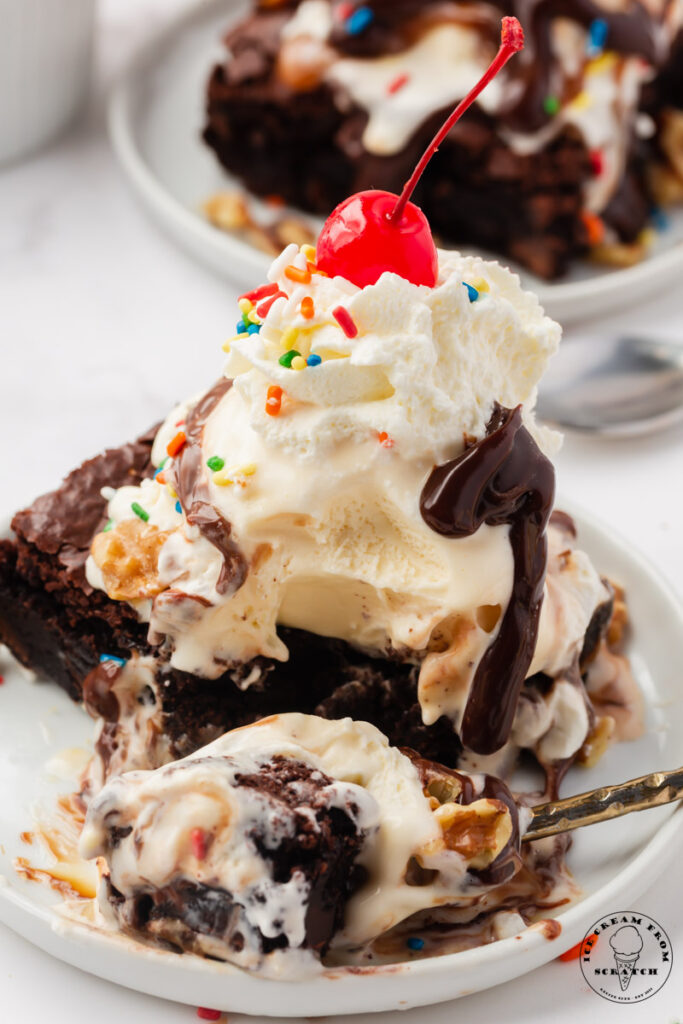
[201,2,668,280]
[83,754,372,965]
[0,436,462,772]
[0,431,157,698]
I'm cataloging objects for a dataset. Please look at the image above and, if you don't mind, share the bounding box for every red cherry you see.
[317,190,438,288]
[316,17,524,289]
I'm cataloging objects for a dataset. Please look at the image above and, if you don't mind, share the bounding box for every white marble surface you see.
[1,0,682,1019]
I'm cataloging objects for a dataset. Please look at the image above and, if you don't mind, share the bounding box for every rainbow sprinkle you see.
[131,502,149,522]
[569,90,592,111]
[587,18,608,55]
[207,456,225,471]
[279,349,301,368]
[543,95,560,116]
[332,305,358,338]
[307,353,322,367]
[291,355,307,371]
[581,210,605,246]
[301,296,315,319]
[256,290,286,317]
[213,470,233,487]
[462,282,479,302]
[387,72,410,95]
[247,323,261,335]
[346,5,373,35]
[103,519,114,532]
[652,207,670,231]
[406,937,424,951]
[175,500,182,514]
[281,326,299,350]
[190,828,207,861]
[100,654,126,667]
[378,431,394,448]
[285,264,312,284]
[240,282,278,304]
[166,431,187,457]
[590,149,604,176]
[266,385,283,417]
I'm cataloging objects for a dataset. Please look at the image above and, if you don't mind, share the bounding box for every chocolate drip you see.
[420,404,554,755]
[172,380,247,595]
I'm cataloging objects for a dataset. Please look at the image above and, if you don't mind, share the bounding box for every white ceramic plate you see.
[1,502,683,1017]
[108,0,683,325]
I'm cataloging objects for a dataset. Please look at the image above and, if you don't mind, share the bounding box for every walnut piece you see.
[433,798,512,869]
[91,520,172,601]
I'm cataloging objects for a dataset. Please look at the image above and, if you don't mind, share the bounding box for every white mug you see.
[0,0,96,165]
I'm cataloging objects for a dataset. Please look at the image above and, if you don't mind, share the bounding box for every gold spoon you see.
[523,766,683,842]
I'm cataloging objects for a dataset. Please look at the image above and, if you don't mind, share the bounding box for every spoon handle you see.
[523,766,683,842]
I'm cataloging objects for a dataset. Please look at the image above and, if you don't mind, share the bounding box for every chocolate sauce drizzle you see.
[420,404,555,755]
[327,0,670,133]
[494,0,670,133]
[172,379,247,595]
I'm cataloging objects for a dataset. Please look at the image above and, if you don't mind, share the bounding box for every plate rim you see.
[106,0,683,321]
[1,498,683,1015]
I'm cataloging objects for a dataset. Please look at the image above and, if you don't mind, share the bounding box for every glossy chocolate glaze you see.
[171,379,247,595]
[420,404,554,755]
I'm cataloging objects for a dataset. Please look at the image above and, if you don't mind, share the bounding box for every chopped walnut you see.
[607,583,629,650]
[577,714,616,768]
[203,188,316,256]
[91,520,172,601]
[590,238,650,268]
[433,798,512,869]
[203,192,249,232]
[649,162,683,205]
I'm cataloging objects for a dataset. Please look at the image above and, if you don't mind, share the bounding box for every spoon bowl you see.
[536,335,683,437]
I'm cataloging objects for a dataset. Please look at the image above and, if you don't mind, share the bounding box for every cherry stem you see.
[389,17,525,225]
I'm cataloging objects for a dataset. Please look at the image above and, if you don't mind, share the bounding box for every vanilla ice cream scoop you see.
[85,241,606,759]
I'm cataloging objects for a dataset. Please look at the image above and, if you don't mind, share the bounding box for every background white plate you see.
[1,502,683,1016]
[107,0,683,326]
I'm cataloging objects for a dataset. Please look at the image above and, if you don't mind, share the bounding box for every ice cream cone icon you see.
[610,926,644,992]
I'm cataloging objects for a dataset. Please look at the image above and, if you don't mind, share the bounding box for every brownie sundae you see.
[0,24,643,975]
[203,0,683,279]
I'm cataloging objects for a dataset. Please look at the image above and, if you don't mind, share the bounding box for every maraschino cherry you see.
[316,17,525,289]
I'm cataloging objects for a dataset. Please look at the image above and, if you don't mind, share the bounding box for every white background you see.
[1,0,682,1020]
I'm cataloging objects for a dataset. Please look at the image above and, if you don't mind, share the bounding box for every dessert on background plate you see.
[0,22,643,979]
[203,0,683,279]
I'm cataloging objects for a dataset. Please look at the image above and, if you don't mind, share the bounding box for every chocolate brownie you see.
[0,435,462,769]
[203,0,680,279]
[88,755,370,961]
